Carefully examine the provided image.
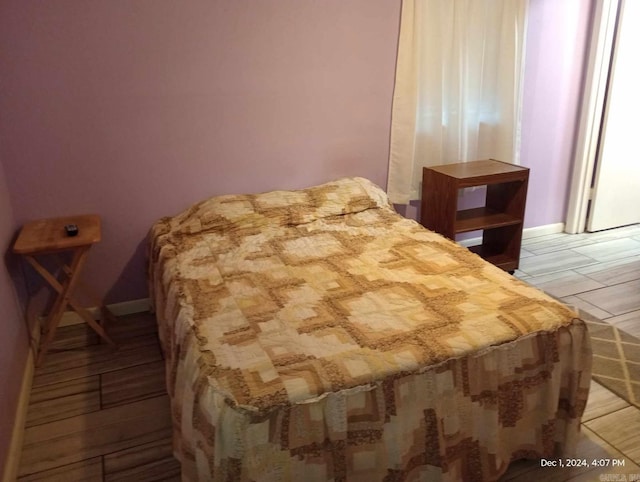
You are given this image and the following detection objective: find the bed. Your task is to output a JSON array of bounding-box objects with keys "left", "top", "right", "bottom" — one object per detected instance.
[{"left": 148, "top": 177, "right": 592, "bottom": 481}]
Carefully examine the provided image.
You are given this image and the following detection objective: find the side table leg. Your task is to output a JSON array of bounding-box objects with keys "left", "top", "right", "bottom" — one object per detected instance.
[
  {"left": 35, "top": 247, "right": 91, "bottom": 366},
  {"left": 36, "top": 291, "right": 69, "bottom": 366},
  {"left": 67, "top": 299, "right": 116, "bottom": 346},
  {"left": 60, "top": 256, "right": 118, "bottom": 330}
]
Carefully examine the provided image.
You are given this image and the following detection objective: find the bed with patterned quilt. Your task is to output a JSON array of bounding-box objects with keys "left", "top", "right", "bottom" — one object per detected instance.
[{"left": 148, "top": 177, "right": 592, "bottom": 481}]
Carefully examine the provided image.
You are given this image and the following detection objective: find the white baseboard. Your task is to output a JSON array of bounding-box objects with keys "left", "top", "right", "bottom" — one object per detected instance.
[
  {"left": 457, "top": 222, "right": 566, "bottom": 248},
  {"left": 59, "top": 298, "right": 151, "bottom": 327},
  {"left": 2, "top": 321, "right": 39, "bottom": 482},
  {"left": 521, "top": 222, "right": 566, "bottom": 239}
]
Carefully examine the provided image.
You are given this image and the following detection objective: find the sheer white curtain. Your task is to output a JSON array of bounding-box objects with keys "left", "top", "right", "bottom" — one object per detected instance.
[{"left": 387, "top": 0, "right": 528, "bottom": 204}]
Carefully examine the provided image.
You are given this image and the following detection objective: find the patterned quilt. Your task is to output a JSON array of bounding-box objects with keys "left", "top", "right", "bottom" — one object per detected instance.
[{"left": 148, "top": 177, "right": 592, "bottom": 481}]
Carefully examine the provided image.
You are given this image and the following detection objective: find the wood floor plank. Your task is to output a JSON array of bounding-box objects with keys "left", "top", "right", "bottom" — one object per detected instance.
[
  {"left": 19, "top": 395, "right": 172, "bottom": 477},
  {"left": 606, "top": 310, "right": 640, "bottom": 339},
  {"left": 105, "top": 458, "right": 181, "bottom": 482},
  {"left": 561, "top": 295, "right": 615, "bottom": 320},
  {"left": 577, "top": 279, "right": 640, "bottom": 317},
  {"left": 512, "top": 269, "right": 530, "bottom": 280},
  {"left": 522, "top": 231, "right": 606, "bottom": 255},
  {"left": 43, "top": 312, "right": 156, "bottom": 352},
  {"left": 523, "top": 226, "right": 640, "bottom": 255},
  {"left": 49, "top": 323, "right": 100, "bottom": 350},
  {"left": 525, "top": 270, "right": 606, "bottom": 298},
  {"left": 576, "top": 255, "right": 640, "bottom": 286},
  {"left": 26, "top": 376, "right": 100, "bottom": 427},
  {"left": 520, "top": 233, "right": 568, "bottom": 251},
  {"left": 517, "top": 250, "right": 599, "bottom": 277},
  {"left": 583, "top": 380, "right": 630, "bottom": 422},
  {"left": 585, "top": 405, "right": 640, "bottom": 464},
  {"left": 573, "top": 238, "right": 640, "bottom": 263},
  {"left": 17, "top": 457, "right": 103, "bottom": 481},
  {"left": 32, "top": 333, "right": 162, "bottom": 388},
  {"left": 101, "top": 360, "right": 166, "bottom": 409},
  {"left": 104, "top": 438, "right": 180, "bottom": 481},
  {"left": 519, "top": 248, "right": 534, "bottom": 259}
]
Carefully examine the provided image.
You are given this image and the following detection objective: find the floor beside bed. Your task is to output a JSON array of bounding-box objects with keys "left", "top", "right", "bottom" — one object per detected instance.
[
  {"left": 17, "top": 313, "right": 180, "bottom": 481},
  {"left": 16, "top": 225, "right": 640, "bottom": 481}
]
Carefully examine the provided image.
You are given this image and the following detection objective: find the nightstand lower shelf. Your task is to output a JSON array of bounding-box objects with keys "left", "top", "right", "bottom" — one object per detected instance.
[{"left": 467, "top": 245, "right": 518, "bottom": 272}]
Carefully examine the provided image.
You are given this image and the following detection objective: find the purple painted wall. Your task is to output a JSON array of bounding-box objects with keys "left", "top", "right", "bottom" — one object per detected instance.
[
  {"left": 0, "top": 0, "right": 596, "bottom": 469},
  {"left": 0, "top": 157, "right": 27, "bottom": 475},
  {"left": 0, "top": 0, "right": 594, "bottom": 305},
  {"left": 520, "top": 0, "right": 594, "bottom": 228},
  {"left": 0, "top": 0, "right": 401, "bottom": 303}
]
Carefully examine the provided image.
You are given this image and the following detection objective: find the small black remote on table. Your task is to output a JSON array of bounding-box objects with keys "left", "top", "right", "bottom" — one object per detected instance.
[{"left": 64, "top": 224, "right": 79, "bottom": 237}]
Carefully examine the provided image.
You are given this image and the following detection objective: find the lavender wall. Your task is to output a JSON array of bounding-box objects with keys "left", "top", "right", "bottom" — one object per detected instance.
[
  {"left": 0, "top": 157, "right": 27, "bottom": 475},
  {"left": 0, "top": 0, "right": 593, "bottom": 306},
  {"left": 520, "top": 0, "right": 594, "bottom": 228},
  {"left": 0, "top": 0, "right": 596, "bottom": 470},
  {"left": 0, "top": 0, "right": 401, "bottom": 303}
]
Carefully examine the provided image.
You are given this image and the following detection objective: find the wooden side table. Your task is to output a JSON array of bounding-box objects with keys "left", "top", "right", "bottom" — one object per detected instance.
[
  {"left": 13, "top": 214, "right": 116, "bottom": 365},
  {"left": 420, "top": 159, "right": 529, "bottom": 272}
]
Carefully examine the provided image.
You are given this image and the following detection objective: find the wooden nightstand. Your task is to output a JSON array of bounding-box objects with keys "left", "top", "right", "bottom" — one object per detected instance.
[
  {"left": 13, "top": 214, "right": 116, "bottom": 365},
  {"left": 420, "top": 159, "right": 529, "bottom": 272}
]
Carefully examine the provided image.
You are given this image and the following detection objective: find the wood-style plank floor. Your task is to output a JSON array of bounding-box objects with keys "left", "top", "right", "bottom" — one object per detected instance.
[
  {"left": 17, "top": 313, "right": 180, "bottom": 481},
  {"left": 16, "top": 224, "right": 640, "bottom": 481}
]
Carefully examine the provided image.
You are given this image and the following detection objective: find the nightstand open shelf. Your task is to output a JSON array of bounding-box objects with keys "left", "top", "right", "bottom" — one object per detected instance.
[
  {"left": 420, "top": 159, "right": 529, "bottom": 272},
  {"left": 455, "top": 207, "right": 522, "bottom": 233},
  {"left": 467, "top": 245, "right": 514, "bottom": 267}
]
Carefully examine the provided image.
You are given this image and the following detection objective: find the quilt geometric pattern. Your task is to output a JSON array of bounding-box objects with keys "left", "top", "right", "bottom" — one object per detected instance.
[
  {"left": 150, "top": 177, "right": 579, "bottom": 411},
  {"left": 148, "top": 177, "right": 592, "bottom": 481}
]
